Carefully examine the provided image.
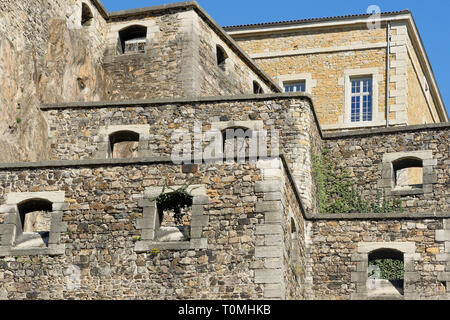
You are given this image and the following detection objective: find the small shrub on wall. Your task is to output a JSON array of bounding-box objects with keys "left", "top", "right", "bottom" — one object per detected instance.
[{"left": 312, "top": 149, "right": 403, "bottom": 214}]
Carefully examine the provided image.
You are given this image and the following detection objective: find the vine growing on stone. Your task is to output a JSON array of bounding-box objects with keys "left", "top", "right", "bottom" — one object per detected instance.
[
  {"left": 369, "top": 259, "right": 404, "bottom": 280},
  {"left": 152, "top": 181, "right": 197, "bottom": 225},
  {"left": 312, "top": 149, "right": 403, "bottom": 214}
]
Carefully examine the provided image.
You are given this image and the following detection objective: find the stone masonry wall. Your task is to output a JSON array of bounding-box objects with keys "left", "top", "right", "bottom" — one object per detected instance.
[
  {"left": 102, "top": 8, "right": 274, "bottom": 100},
  {"left": 323, "top": 125, "right": 450, "bottom": 213},
  {"left": 42, "top": 95, "right": 318, "bottom": 215},
  {"left": 0, "top": 161, "right": 270, "bottom": 299},
  {"left": 307, "top": 217, "right": 448, "bottom": 300},
  {"left": 195, "top": 14, "right": 271, "bottom": 96},
  {"left": 103, "top": 10, "right": 186, "bottom": 100}
]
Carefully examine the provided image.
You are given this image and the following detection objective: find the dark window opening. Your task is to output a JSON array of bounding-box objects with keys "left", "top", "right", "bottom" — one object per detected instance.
[
  {"left": 156, "top": 191, "right": 193, "bottom": 242},
  {"left": 253, "top": 81, "right": 264, "bottom": 94},
  {"left": 109, "top": 130, "right": 140, "bottom": 159},
  {"left": 393, "top": 157, "right": 423, "bottom": 190},
  {"left": 118, "top": 25, "right": 147, "bottom": 54},
  {"left": 81, "top": 3, "right": 93, "bottom": 27},
  {"left": 221, "top": 127, "right": 253, "bottom": 158},
  {"left": 16, "top": 199, "right": 53, "bottom": 247},
  {"left": 368, "top": 248, "right": 404, "bottom": 297},
  {"left": 216, "top": 45, "right": 228, "bottom": 71}
]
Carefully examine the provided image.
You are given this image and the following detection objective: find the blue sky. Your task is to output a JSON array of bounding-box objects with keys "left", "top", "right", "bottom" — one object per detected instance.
[{"left": 102, "top": 0, "right": 450, "bottom": 117}]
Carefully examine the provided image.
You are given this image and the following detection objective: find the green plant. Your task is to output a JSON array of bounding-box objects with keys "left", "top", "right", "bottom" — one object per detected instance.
[
  {"left": 369, "top": 259, "right": 404, "bottom": 280},
  {"left": 150, "top": 248, "right": 160, "bottom": 257},
  {"left": 132, "top": 235, "right": 141, "bottom": 243},
  {"left": 152, "top": 181, "right": 197, "bottom": 225},
  {"left": 16, "top": 117, "right": 21, "bottom": 124},
  {"left": 312, "top": 148, "right": 403, "bottom": 214},
  {"left": 182, "top": 225, "right": 191, "bottom": 241}
]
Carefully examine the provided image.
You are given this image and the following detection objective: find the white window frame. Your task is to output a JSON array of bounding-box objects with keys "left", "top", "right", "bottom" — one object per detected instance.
[
  {"left": 340, "top": 68, "right": 384, "bottom": 129},
  {"left": 284, "top": 81, "right": 306, "bottom": 93},
  {"left": 278, "top": 73, "right": 316, "bottom": 95},
  {"left": 350, "top": 77, "right": 373, "bottom": 123}
]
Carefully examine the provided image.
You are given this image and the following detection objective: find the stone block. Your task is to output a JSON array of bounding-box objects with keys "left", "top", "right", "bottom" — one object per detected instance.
[
  {"left": 255, "top": 224, "right": 283, "bottom": 235},
  {"left": 255, "top": 246, "right": 282, "bottom": 258},
  {"left": 264, "top": 284, "right": 283, "bottom": 298},
  {"left": 191, "top": 204, "right": 204, "bottom": 216},
  {"left": 436, "top": 230, "right": 450, "bottom": 242},
  {"left": 255, "top": 181, "right": 281, "bottom": 193},
  {"left": 264, "top": 192, "right": 283, "bottom": 201},
  {"left": 190, "top": 238, "right": 208, "bottom": 249},
  {"left": 50, "top": 222, "right": 67, "bottom": 233},
  {"left": 190, "top": 226, "right": 203, "bottom": 239},
  {"left": 264, "top": 211, "right": 282, "bottom": 224},
  {"left": 192, "top": 196, "right": 210, "bottom": 205},
  {"left": 404, "top": 272, "right": 420, "bottom": 282},
  {"left": 254, "top": 269, "right": 282, "bottom": 284},
  {"left": 437, "top": 273, "right": 450, "bottom": 282},
  {"left": 141, "top": 229, "right": 156, "bottom": 241},
  {"left": 52, "top": 202, "right": 69, "bottom": 211},
  {"left": 190, "top": 215, "right": 209, "bottom": 227},
  {"left": 351, "top": 272, "right": 366, "bottom": 283},
  {"left": 265, "top": 234, "right": 283, "bottom": 246},
  {"left": 264, "top": 258, "right": 282, "bottom": 269},
  {"left": 255, "top": 201, "right": 282, "bottom": 213}
]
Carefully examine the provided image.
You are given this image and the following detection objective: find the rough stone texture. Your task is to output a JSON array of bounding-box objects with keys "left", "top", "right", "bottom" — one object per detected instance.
[
  {"left": 0, "top": 0, "right": 107, "bottom": 163},
  {"left": 323, "top": 127, "right": 449, "bottom": 213},
  {"left": 307, "top": 219, "right": 447, "bottom": 300},
  {"left": 0, "top": 162, "right": 269, "bottom": 299},
  {"left": 102, "top": 8, "right": 274, "bottom": 101},
  {"left": 42, "top": 97, "right": 319, "bottom": 215}
]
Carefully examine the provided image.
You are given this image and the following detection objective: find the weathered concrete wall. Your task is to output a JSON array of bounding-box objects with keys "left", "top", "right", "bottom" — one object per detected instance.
[
  {"left": 0, "top": 0, "right": 107, "bottom": 162},
  {"left": 323, "top": 125, "right": 450, "bottom": 213}
]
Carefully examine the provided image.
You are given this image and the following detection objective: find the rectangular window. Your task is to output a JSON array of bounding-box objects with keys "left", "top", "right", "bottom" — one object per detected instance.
[
  {"left": 350, "top": 77, "right": 373, "bottom": 122},
  {"left": 284, "top": 81, "right": 306, "bottom": 93}
]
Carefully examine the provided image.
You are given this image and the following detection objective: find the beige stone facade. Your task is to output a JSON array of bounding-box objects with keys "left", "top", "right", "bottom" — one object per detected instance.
[{"left": 226, "top": 13, "right": 448, "bottom": 130}]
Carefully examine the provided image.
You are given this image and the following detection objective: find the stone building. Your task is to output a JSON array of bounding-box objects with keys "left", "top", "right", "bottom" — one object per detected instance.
[{"left": 0, "top": 0, "right": 448, "bottom": 300}]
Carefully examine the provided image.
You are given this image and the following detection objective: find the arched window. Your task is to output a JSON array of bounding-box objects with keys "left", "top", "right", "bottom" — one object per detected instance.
[
  {"left": 368, "top": 248, "right": 404, "bottom": 297},
  {"left": 253, "top": 81, "right": 264, "bottom": 94},
  {"left": 221, "top": 126, "right": 253, "bottom": 160},
  {"left": 118, "top": 25, "right": 147, "bottom": 54},
  {"left": 392, "top": 157, "right": 423, "bottom": 190},
  {"left": 17, "top": 199, "right": 52, "bottom": 233},
  {"left": 216, "top": 45, "right": 228, "bottom": 71},
  {"left": 81, "top": 3, "right": 93, "bottom": 27},
  {"left": 109, "top": 130, "right": 140, "bottom": 159}
]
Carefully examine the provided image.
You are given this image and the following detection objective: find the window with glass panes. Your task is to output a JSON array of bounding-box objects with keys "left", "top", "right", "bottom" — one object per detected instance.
[
  {"left": 284, "top": 81, "right": 306, "bottom": 93},
  {"left": 350, "top": 77, "right": 373, "bottom": 122}
]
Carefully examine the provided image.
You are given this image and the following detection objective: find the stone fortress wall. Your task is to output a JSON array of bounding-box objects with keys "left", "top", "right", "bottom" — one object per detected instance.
[
  {"left": 102, "top": 4, "right": 277, "bottom": 100},
  {"left": 0, "top": 0, "right": 448, "bottom": 300}
]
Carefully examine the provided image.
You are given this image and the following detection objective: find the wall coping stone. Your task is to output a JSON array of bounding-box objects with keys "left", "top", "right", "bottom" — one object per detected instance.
[
  {"left": 40, "top": 92, "right": 312, "bottom": 110},
  {"left": 323, "top": 122, "right": 450, "bottom": 139},
  {"left": 0, "top": 154, "right": 448, "bottom": 220}
]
